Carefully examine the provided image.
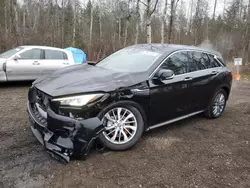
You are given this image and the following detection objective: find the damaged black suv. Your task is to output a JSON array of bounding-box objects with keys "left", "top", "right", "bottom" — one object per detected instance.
[{"left": 28, "top": 44, "right": 232, "bottom": 161}]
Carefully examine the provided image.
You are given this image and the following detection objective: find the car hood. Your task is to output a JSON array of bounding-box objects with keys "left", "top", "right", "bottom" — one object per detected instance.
[{"left": 33, "top": 64, "right": 149, "bottom": 97}]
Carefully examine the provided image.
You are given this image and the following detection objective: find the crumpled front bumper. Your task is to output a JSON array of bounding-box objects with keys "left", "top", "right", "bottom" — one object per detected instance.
[{"left": 27, "top": 102, "right": 104, "bottom": 163}]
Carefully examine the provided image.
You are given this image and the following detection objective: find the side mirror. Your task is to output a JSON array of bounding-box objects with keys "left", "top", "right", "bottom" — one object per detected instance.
[
  {"left": 13, "top": 54, "right": 21, "bottom": 61},
  {"left": 155, "top": 69, "right": 175, "bottom": 80}
]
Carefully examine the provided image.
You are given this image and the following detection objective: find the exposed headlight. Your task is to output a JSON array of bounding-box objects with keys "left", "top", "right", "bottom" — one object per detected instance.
[{"left": 52, "top": 94, "right": 104, "bottom": 107}]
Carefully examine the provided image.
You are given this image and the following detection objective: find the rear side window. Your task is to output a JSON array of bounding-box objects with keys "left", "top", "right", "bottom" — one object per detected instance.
[
  {"left": 216, "top": 57, "right": 226, "bottom": 66},
  {"left": 45, "top": 50, "right": 67, "bottom": 60},
  {"left": 188, "top": 52, "right": 222, "bottom": 72},
  {"left": 208, "top": 54, "right": 222, "bottom": 67},
  {"left": 19, "top": 49, "right": 42, "bottom": 60},
  {"left": 63, "top": 53, "right": 68, "bottom": 60},
  {"left": 160, "top": 51, "right": 189, "bottom": 75}
]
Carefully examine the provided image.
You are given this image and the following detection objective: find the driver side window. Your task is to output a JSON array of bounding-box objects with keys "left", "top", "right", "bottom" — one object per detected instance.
[
  {"left": 160, "top": 51, "right": 189, "bottom": 75},
  {"left": 19, "top": 49, "right": 42, "bottom": 60}
]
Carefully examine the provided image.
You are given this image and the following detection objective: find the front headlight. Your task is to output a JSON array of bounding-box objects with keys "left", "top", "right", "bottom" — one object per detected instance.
[{"left": 52, "top": 94, "right": 104, "bottom": 107}]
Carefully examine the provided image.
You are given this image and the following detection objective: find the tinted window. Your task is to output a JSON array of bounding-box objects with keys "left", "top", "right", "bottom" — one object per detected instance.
[
  {"left": 63, "top": 53, "right": 68, "bottom": 60},
  {"left": 208, "top": 54, "right": 222, "bottom": 67},
  {"left": 188, "top": 52, "right": 209, "bottom": 71},
  {"left": 188, "top": 52, "right": 222, "bottom": 71},
  {"left": 216, "top": 57, "right": 226, "bottom": 66},
  {"left": 19, "top": 49, "right": 42, "bottom": 59},
  {"left": 45, "top": 50, "right": 67, "bottom": 60},
  {"left": 160, "top": 51, "right": 188, "bottom": 75}
]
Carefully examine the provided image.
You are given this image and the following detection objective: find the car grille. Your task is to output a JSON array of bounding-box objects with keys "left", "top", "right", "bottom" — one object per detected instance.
[
  {"left": 30, "top": 104, "right": 48, "bottom": 126},
  {"left": 36, "top": 89, "right": 50, "bottom": 112},
  {"left": 28, "top": 87, "right": 51, "bottom": 126}
]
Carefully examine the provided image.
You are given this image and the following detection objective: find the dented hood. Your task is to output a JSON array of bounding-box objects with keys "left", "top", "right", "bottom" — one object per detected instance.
[{"left": 33, "top": 64, "right": 149, "bottom": 97}]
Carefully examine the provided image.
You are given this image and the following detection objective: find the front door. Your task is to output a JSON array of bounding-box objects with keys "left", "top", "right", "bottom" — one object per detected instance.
[
  {"left": 149, "top": 51, "right": 193, "bottom": 126},
  {"left": 6, "top": 48, "right": 43, "bottom": 81}
]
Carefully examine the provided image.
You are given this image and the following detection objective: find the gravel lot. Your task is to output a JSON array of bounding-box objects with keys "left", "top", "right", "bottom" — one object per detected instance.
[{"left": 0, "top": 81, "right": 250, "bottom": 188}]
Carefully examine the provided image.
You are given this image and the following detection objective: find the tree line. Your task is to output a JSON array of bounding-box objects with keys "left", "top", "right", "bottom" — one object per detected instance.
[{"left": 0, "top": 0, "right": 250, "bottom": 66}]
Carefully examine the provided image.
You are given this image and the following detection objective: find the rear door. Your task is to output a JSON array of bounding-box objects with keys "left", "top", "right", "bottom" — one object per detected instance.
[
  {"left": 205, "top": 53, "right": 225, "bottom": 103},
  {"left": 40, "top": 49, "right": 71, "bottom": 76},
  {"left": 6, "top": 48, "right": 43, "bottom": 81},
  {"left": 186, "top": 51, "right": 223, "bottom": 112}
]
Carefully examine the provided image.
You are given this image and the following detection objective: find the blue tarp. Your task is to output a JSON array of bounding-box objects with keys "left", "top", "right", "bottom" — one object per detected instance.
[{"left": 65, "top": 47, "right": 87, "bottom": 64}]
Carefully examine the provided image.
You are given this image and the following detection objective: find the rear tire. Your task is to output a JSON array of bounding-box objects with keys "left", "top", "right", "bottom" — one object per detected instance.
[
  {"left": 204, "top": 89, "right": 227, "bottom": 119},
  {"left": 98, "top": 102, "right": 144, "bottom": 151}
]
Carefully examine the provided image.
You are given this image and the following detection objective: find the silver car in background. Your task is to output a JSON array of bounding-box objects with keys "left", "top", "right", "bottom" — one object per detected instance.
[{"left": 0, "top": 46, "right": 75, "bottom": 82}]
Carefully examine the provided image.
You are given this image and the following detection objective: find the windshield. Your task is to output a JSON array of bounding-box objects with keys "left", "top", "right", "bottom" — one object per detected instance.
[
  {"left": 96, "top": 48, "right": 162, "bottom": 72},
  {"left": 0, "top": 47, "right": 24, "bottom": 58}
]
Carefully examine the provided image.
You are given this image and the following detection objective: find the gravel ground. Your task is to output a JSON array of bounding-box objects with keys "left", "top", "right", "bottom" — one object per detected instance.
[{"left": 0, "top": 81, "right": 250, "bottom": 188}]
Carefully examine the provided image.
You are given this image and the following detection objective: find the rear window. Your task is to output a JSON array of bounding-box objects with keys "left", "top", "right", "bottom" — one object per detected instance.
[{"left": 45, "top": 50, "right": 67, "bottom": 60}]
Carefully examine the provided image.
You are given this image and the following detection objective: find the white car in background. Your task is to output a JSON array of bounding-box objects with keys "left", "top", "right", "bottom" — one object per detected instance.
[{"left": 0, "top": 46, "right": 75, "bottom": 82}]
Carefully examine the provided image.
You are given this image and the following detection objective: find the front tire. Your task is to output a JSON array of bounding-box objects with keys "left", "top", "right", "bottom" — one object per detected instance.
[
  {"left": 204, "top": 89, "right": 227, "bottom": 119},
  {"left": 98, "top": 103, "right": 144, "bottom": 151}
]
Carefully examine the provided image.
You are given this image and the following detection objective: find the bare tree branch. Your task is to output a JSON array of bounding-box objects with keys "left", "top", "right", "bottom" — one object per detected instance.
[
  {"left": 139, "top": 0, "right": 148, "bottom": 7},
  {"left": 0, "top": 0, "right": 249, "bottom": 64},
  {"left": 174, "top": 0, "right": 180, "bottom": 10},
  {"left": 150, "top": 0, "right": 159, "bottom": 16}
]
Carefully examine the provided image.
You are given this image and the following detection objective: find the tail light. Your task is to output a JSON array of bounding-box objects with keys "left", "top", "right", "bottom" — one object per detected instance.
[{"left": 228, "top": 70, "right": 232, "bottom": 77}]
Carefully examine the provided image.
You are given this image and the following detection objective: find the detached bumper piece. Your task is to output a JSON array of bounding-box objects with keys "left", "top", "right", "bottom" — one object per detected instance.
[{"left": 28, "top": 102, "right": 104, "bottom": 163}]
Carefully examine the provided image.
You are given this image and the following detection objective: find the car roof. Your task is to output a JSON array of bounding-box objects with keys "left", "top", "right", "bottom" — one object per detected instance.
[
  {"left": 19, "top": 45, "right": 65, "bottom": 51},
  {"left": 125, "top": 43, "right": 222, "bottom": 57}
]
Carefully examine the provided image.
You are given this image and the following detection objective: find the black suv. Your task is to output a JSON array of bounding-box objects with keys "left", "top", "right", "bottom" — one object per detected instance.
[{"left": 28, "top": 44, "right": 232, "bottom": 161}]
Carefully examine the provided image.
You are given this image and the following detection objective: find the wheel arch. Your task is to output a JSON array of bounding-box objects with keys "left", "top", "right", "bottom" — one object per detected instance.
[
  {"left": 206, "top": 84, "right": 231, "bottom": 110},
  {"left": 219, "top": 84, "right": 231, "bottom": 100},
  {"left": 97, "top": 100, "right": 148, "bottom": 131}
]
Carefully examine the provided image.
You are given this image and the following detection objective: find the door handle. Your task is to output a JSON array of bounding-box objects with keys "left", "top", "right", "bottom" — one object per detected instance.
[
  {"left": 183, "top": 77, "right": 193, "bottom": 81},
  {"left": 33, "top": 61, "right": 40, "bottom": 65},
  {"left": 211, "top": 71, "right": 218, "bottom": 75},
  {"left": 63, "top": 62, "right": 69, "bottom": 65}
]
